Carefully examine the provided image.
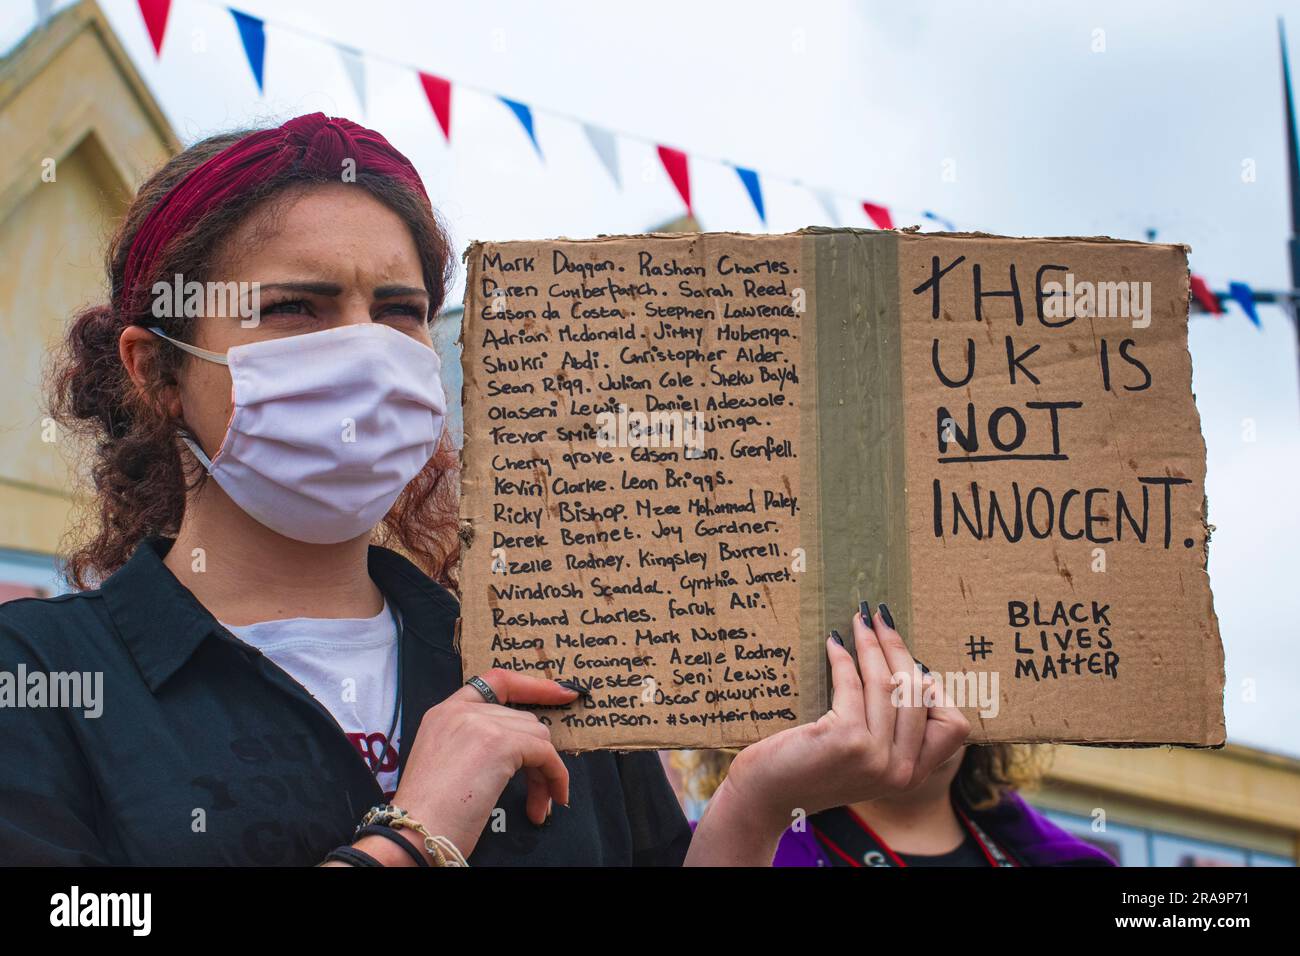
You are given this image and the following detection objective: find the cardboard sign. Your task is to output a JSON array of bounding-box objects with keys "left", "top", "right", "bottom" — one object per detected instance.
[{"left": 457, "top": 229, "right": 1225, "bottom": 752}]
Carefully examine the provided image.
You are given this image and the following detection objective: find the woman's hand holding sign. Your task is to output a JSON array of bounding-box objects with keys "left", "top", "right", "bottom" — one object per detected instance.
[
  {"left": 686, "top": 604, "right": 971, "bottom": 866},
  {"left": 352, "top": 670, "right": 578, "bottom": 866}
]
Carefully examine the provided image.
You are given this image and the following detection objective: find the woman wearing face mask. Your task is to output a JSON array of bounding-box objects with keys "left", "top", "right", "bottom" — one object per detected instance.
[{"left": 0, "top": 113, "right": 970, "bottom": 866}]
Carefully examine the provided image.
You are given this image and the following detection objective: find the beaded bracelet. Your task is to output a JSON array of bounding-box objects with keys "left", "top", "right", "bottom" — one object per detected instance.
[{"left": 355, "top": 804, "right": 469, "bottom": 867}]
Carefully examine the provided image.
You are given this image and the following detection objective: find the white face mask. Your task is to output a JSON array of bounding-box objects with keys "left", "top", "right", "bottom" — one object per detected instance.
[{"left": 149, "top": 322, "right": 447, "bottom": 545}]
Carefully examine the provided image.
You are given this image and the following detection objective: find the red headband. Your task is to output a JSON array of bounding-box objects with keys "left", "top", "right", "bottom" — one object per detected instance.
[{"left": 117, "top": 112, "right": 430, "bottom": 313}]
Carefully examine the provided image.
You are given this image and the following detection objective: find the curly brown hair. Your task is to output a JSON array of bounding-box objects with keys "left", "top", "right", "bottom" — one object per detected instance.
[
  {"left": 48, "top": 128, "right": 461, "bottom": 590},
  {"left": 672, "top": 743, "right": 1050, "bottom": 812}
]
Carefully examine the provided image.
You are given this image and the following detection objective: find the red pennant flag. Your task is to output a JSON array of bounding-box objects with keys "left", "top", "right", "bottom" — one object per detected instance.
[
  {"left": 1189, "top": 274, "right": 1223, "bottom": 315},
  {"left": 657, "top": 146, "right": 691, "bottom": 214},
  {"left": 418, "top": 72, "right": 452, "bottom": 142},
  {"left": 137, "top": 0, "right": 171, "bottom": 57},
  {"left": 862, "top": 201, "right": 893, "bottom": 230}
]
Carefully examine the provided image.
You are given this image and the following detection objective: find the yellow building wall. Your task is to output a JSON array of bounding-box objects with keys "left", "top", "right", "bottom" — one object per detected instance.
[
  {"left": 1031, "top": 743, "right": 1300, "bottom": 863},
  {"left": 0, "top": 1, "right": 177, "bottom": 559}
]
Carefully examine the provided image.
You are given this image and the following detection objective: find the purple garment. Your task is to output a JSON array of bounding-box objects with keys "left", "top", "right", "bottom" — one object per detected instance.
[
  {"left": 688, "top": 791, "right": 1116, "bottom": 867},
  {"left": 771, "top": 792, "right": 1116, "bottom": 867}
]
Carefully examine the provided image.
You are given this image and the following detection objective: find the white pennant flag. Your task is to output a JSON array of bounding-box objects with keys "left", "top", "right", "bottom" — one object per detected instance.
[
  {"left": 582, "top": 123, "right": 621, "bottom": 189},
  {"left": 813, "top": 188, "right": 840, "bottom": 226},
  {"left": 337, "top": 45, "right": 366, "bottom": 114}
]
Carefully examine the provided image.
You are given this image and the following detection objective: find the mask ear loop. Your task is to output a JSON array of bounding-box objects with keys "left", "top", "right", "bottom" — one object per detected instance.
[
  {"left": 146, "top": 326, "right": 227, "bottom": 471},
  {"left": 147, "top": 326, "right": 231, "bottom": 365}
]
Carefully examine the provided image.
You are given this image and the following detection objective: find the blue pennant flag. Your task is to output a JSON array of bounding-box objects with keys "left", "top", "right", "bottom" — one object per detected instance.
[
  {"left": 735, "top": 166, "right": 765, "bottom": 224},
  {"left": 923, "top": 210, "right": 955, "bottom": 231},
  {"left": 1227, "top": 281, "right": 1262, "bottom": 328},
  {"left": 231, "top": 9, "right": 266, "bottom": 93},
  {"left": 499, "top": 97, "right": 541, "bottom": 158}
]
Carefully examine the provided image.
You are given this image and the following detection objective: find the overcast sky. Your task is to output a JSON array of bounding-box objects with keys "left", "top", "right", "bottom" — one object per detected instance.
[{"left": 9, "top": 0, "right": 1299, "bottom": 756}]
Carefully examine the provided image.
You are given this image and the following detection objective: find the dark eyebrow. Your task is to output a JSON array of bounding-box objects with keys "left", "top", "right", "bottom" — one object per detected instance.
[
  {"left": 374, "top": 284, "right": 429, "bottom": 300},
  {"left": 248, "top": 282, "right": 429, "bottom": 307},
  {"left": 259, "top": 281, "right": 344, "bottom": 296}
]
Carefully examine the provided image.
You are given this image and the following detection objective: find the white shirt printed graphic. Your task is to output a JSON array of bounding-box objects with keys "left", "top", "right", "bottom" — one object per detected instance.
[{"left": 221, "top": 599, "right": 402, "bottom": 798}]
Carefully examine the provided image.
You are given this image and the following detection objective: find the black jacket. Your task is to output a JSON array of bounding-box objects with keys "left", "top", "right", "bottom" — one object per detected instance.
[{"left": 0, "top": 536, "right": 691, "bottom": 866}]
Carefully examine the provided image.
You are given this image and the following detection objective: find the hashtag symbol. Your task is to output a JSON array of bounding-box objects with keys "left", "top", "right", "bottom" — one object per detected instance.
[{"left": 965, "top": 635, "right": 993, "bottom": 661}]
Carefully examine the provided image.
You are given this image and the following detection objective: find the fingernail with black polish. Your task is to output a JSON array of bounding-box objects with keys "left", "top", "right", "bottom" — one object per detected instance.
[
  {"left": 830, "top": 629, "right": 845, "bottom": 647},
  {"left": 535, "top": 800, "right": 554, "bottom": 828},
  {"left": 556, "top": 679, "right": 592, "bottom": 700},
  {"left": 912, "top": 656, "right": 930, "bottom": 675},
  {"left": 858, "top": 601, "right": 873, "bottom": 624},
  {"left": 878, "top": 603, "right": 896, "bottom": 630}
]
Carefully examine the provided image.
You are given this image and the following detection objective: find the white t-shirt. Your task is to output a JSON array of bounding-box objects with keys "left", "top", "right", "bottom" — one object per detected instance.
[{"left": 221, "top": 600, "right": 403, "bottom": 799}]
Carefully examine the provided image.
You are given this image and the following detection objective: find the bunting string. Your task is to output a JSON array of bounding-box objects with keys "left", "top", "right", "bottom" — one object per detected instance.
[
  {"left": 127, "top": 0, "right": 1272, "bottom": 327},
  {"left": 135, "top": 0, "right": 921, "bottom": 232}
]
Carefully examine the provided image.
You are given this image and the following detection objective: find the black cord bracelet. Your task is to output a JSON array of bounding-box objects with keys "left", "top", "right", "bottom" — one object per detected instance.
[
  {"left": 356, "top": 824, "right": 430, "bottom": 867},
  {"left": 324, "top": 845, "right": 383, "bottom": 868}
]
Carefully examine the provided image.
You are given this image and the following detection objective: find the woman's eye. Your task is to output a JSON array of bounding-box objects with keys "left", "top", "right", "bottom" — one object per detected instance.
[
  {"left": 379, "top": 303, "right": 429, "bottom": 323},
  {"left": 261, "top": 298, "right": 312, "bottom": 316}
]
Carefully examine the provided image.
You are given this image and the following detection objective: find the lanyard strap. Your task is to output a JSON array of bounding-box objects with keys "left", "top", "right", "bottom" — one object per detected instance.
[
  {"left": 370, "top": 597, "right": 403, "bottom": 786},
  {"left": 810, "top": 800, "right": 1020, "bottom": 867},
  {"left": 954, "top": 803, "right": 1018, "bottom": 867}
]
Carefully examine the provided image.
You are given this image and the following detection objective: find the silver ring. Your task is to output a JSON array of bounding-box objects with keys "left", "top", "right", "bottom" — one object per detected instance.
[{"left": 465, "top": 675, "right": 499, "bottom": 705}]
